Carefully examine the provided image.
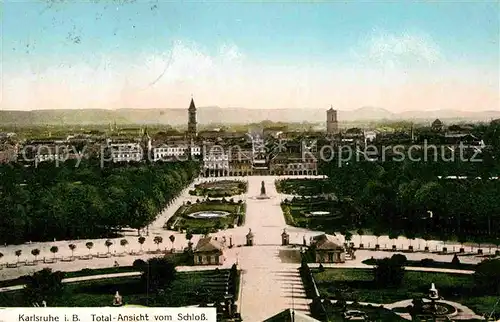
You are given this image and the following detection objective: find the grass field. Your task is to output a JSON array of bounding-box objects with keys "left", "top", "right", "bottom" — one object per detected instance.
[
  {"left": 191, "top": 180, "right": 247, "bottom": 197},
  {"left": 0, "top": 269, "right": 237, "bottom": 307},
  {"left": 165, "top": 201, "right": 245, "bottom": 234}
]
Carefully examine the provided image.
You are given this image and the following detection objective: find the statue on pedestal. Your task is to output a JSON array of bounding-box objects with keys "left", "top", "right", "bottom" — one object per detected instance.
[
  {"left": 428, "top": 283, "right": 439, "bottom": 300},
  {"left": 113, "top": 291, "right": 123, "bottom": 306}
]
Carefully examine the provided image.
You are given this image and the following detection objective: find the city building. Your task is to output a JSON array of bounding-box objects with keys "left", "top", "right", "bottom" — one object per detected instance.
[
  {"left": 153, "top": 143, "right": 201, "bottom": 161},
  {"left": 326, "top": 107, "right": 339, "bottom": 134},
  {"left": 431, "top": 119, "right": 444, "bottom": 132},
  {"left": 109, "top": 142, "right": 143, "bottom": 163},
  {"left": 202, "top": 144, "right": 229, "bottom": 177}
]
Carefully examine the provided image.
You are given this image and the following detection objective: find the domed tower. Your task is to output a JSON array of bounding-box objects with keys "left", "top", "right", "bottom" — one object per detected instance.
[
  {"left": 188, "top": 97, "right": 197, "bottom": 138},
  {"left": 326, "top": 106, "right": 339, "bottom": 134}
]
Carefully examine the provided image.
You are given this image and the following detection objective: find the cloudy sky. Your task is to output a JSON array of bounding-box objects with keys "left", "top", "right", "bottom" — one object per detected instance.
[{"left": 1, "top": 0, "right": 499, "bottom": 111}]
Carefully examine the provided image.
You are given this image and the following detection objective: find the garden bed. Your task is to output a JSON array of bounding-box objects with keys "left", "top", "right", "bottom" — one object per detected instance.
[
  {"left": 165, "top": 200, "right": 245, "bottom": 234},
  {"left": 0, "top": 269, "right": 237, "bottom": 307},
  {"left": 275, "top": 178, "right": 331, "bottom": 195},
  {"left": 190, "top": 180, "right": 247, "bottom": 197},
  {"left": 281, "top": 199, "right": 348, "bottom": 233},
  {"left": 310, "top": 268, "right": 494, "bottom": 316}
]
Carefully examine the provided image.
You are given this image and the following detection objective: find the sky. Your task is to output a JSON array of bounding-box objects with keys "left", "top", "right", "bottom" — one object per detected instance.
[{"left": 0, "top": 0, "right": 499, "bottom": 111}]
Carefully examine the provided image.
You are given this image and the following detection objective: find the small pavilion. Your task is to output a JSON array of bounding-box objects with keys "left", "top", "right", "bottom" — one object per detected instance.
[
  {"left": 310, "top": 234, "right": 346, "bottom": 263},
  {"left": 193, "top": 236, "right": 225, "bottom": 265}
]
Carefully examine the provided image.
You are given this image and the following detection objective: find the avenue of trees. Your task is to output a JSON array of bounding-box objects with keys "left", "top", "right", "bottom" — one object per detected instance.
[
  {"left": 319, "top": 148, "right": 500, "bottom": 243},
  {"left": 0, "top": 160, "right": 200, "bottom": 244}
]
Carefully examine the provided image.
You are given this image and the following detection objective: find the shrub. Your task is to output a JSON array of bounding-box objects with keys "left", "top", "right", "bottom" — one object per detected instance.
[
  {"left": 391, "top": 254, "right": 407, "bottom": 266},
  {"left": 133, "top": 259, "right": 146, "bottom": 269},
  {"left": 420, "top": 258, "right": 435, "bottom": 267}
]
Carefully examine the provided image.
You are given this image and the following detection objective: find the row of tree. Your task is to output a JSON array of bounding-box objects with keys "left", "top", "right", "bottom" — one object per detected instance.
[
  {"left": 0, "top": 160, "right": 200, "bottom": 244},
  {"left": 0, "top": 235, "right": 182, "bottom": 263}
]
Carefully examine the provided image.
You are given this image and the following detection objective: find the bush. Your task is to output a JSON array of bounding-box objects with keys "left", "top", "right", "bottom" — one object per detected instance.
[
  {"left": 133, "top": 259, "right": 146, "bottom": 270},
  {"left": 391, "top": 254, "right": 407, "bottom": 266},
  {"left": 420, "top": 258, "right": 435, "bottom": 267},
  {"left": 374, "top": 257, "right": 405, "bottom": 287}
]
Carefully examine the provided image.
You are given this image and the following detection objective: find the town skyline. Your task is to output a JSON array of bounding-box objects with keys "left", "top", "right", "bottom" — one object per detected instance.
[{"left": 1, "top": 1, "right": 498, "bottom": 112}]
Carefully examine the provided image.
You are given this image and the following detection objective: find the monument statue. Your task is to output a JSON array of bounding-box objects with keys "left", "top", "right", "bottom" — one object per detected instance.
[
  {"left": 428, "top": 283, "right": 439, "bottom": 300},
  {"left": 113, "top": 291, "right": 123, "bottom": 306},
  {"left": 255, "top": 180, "right": 270, "bottom": 199}
]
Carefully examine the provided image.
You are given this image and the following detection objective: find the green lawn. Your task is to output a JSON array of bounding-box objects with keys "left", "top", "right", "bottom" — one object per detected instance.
[
  {"left": 191, "top": 180, "right": 247, "bottom": 197},
  {"left": 276, "top": 178, "right": 330, "bottom": 195},
  {"left": 281, "top": 201, "right": 347, "bottom": 234},
  {"left": 0, "top": 269, "right": 235, "bottom": 307},
  {"left": 324, "top": 303, "right": 407, "bottom": 322},
  {"left": 0, "top": 266, "right": 140, "bottom": 288},
  {"left": 362, "top": 258, "right": 477, "bottom": 271},
  {"left": 313, "top": 268, "right": 496, "bottom": 316},
  {"left": 165, "top": 201, "right": 245, "bottom": 234}
]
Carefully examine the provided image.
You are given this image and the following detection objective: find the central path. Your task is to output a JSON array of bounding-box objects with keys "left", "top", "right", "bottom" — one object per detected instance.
[{"left": 236, "top": 176, "right": 311, "bottom": 321}]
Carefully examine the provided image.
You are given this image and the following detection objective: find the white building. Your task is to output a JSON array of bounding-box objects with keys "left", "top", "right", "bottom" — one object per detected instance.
[
  {"left": 153, "top": 144, "right": 201, "bottom": 161},
  {"left": 110, "top": 143, "right": 143, "bottom": 163},
  {"left": 202, "top": 145, "right": 229, "bottom": 177}
]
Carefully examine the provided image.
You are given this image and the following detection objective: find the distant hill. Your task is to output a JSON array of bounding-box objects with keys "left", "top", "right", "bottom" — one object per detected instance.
[{"left": 0, "top": 107, "right": 498, "bottom": 125}]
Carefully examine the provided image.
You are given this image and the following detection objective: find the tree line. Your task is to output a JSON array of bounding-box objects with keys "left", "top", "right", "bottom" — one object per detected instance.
[
  {"left": 319, "top": 150, "right": 500, "bottom": 243},
  {"left": 0, "top": 160, "right": 200, "bottom": 244}
]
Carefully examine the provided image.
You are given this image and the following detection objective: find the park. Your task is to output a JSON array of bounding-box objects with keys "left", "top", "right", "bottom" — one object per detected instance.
[{"left": 0, "top": 171, "right": 498, "bottom": 321}]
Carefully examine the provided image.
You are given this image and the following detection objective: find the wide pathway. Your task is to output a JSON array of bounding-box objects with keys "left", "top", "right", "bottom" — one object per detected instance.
[{"left": 235, "top": 176, "right": 311, "bottom": 321}]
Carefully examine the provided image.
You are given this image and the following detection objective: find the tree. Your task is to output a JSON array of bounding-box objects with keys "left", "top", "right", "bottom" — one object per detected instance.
[
  {"left": 0, "top": 252, "right": 3, "bottom": 264},
  {"left": 31, "top": 249, "right": 40, "bottom": 262},
  {"left": 138, "top": 236, "right": 146, "bottom": 252},
  {"left": 85, "top": 241, "right": 93, "bottom": 255},
  {"left": 357, "top": 228, "right": 364, "bottom": 245},
  {"left": 389, "top": 231, "right": 399, "bottom": 247},
  {"left": 373, "top": 227, "right": 383, "bottom": 246},
  {"left": 405, "top": 231, "right": 416, "bottom": 247},
  {"left": 68, "top": 244, "right": 76, "bottom": 258},
  {"left": 120, "top": 239, "right": 128, "bottom": 253},
  {"left": 344, "top": 231, "right": 353, "bottom": 244},
  {"left": 154, "top": 236, "right": 163, "bottom": 251},
  {"left": 105, "top": 239, "right": 113, "bottom": 254},
  {"left": 50, "top": 246, "right": 58, "bottom": 259},
  {"left": 133, "top": 259, "right": 146, "bottom": 270},
  {"left": 23, "top": 268, "right": 65, "bottom": 306},
  {"left": 185, "top": 231, "right": 193, "bottom": 242},
  {"left": 15, "top": 250, "right": 22, "bottom": 263},
  {"left": 373, "top": 255, "right": 406, "bottom": 287},
  {"left": 141, "top": 257, "right": 177, "bottom": 294},
  {"left": 474, "top": 259, "right": 500, "bottom": 295},
  {"left": 169, "top": 234, "right": 176, "bottom": 250}
]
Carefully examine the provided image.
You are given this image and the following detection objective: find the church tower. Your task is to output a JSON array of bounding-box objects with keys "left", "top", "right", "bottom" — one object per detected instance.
[
  {"left": 326, "top": 106, "right": 339, "bottom": 134},
  {"left": 188, "top": 97, "right": 197, "bottom": 138}
]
